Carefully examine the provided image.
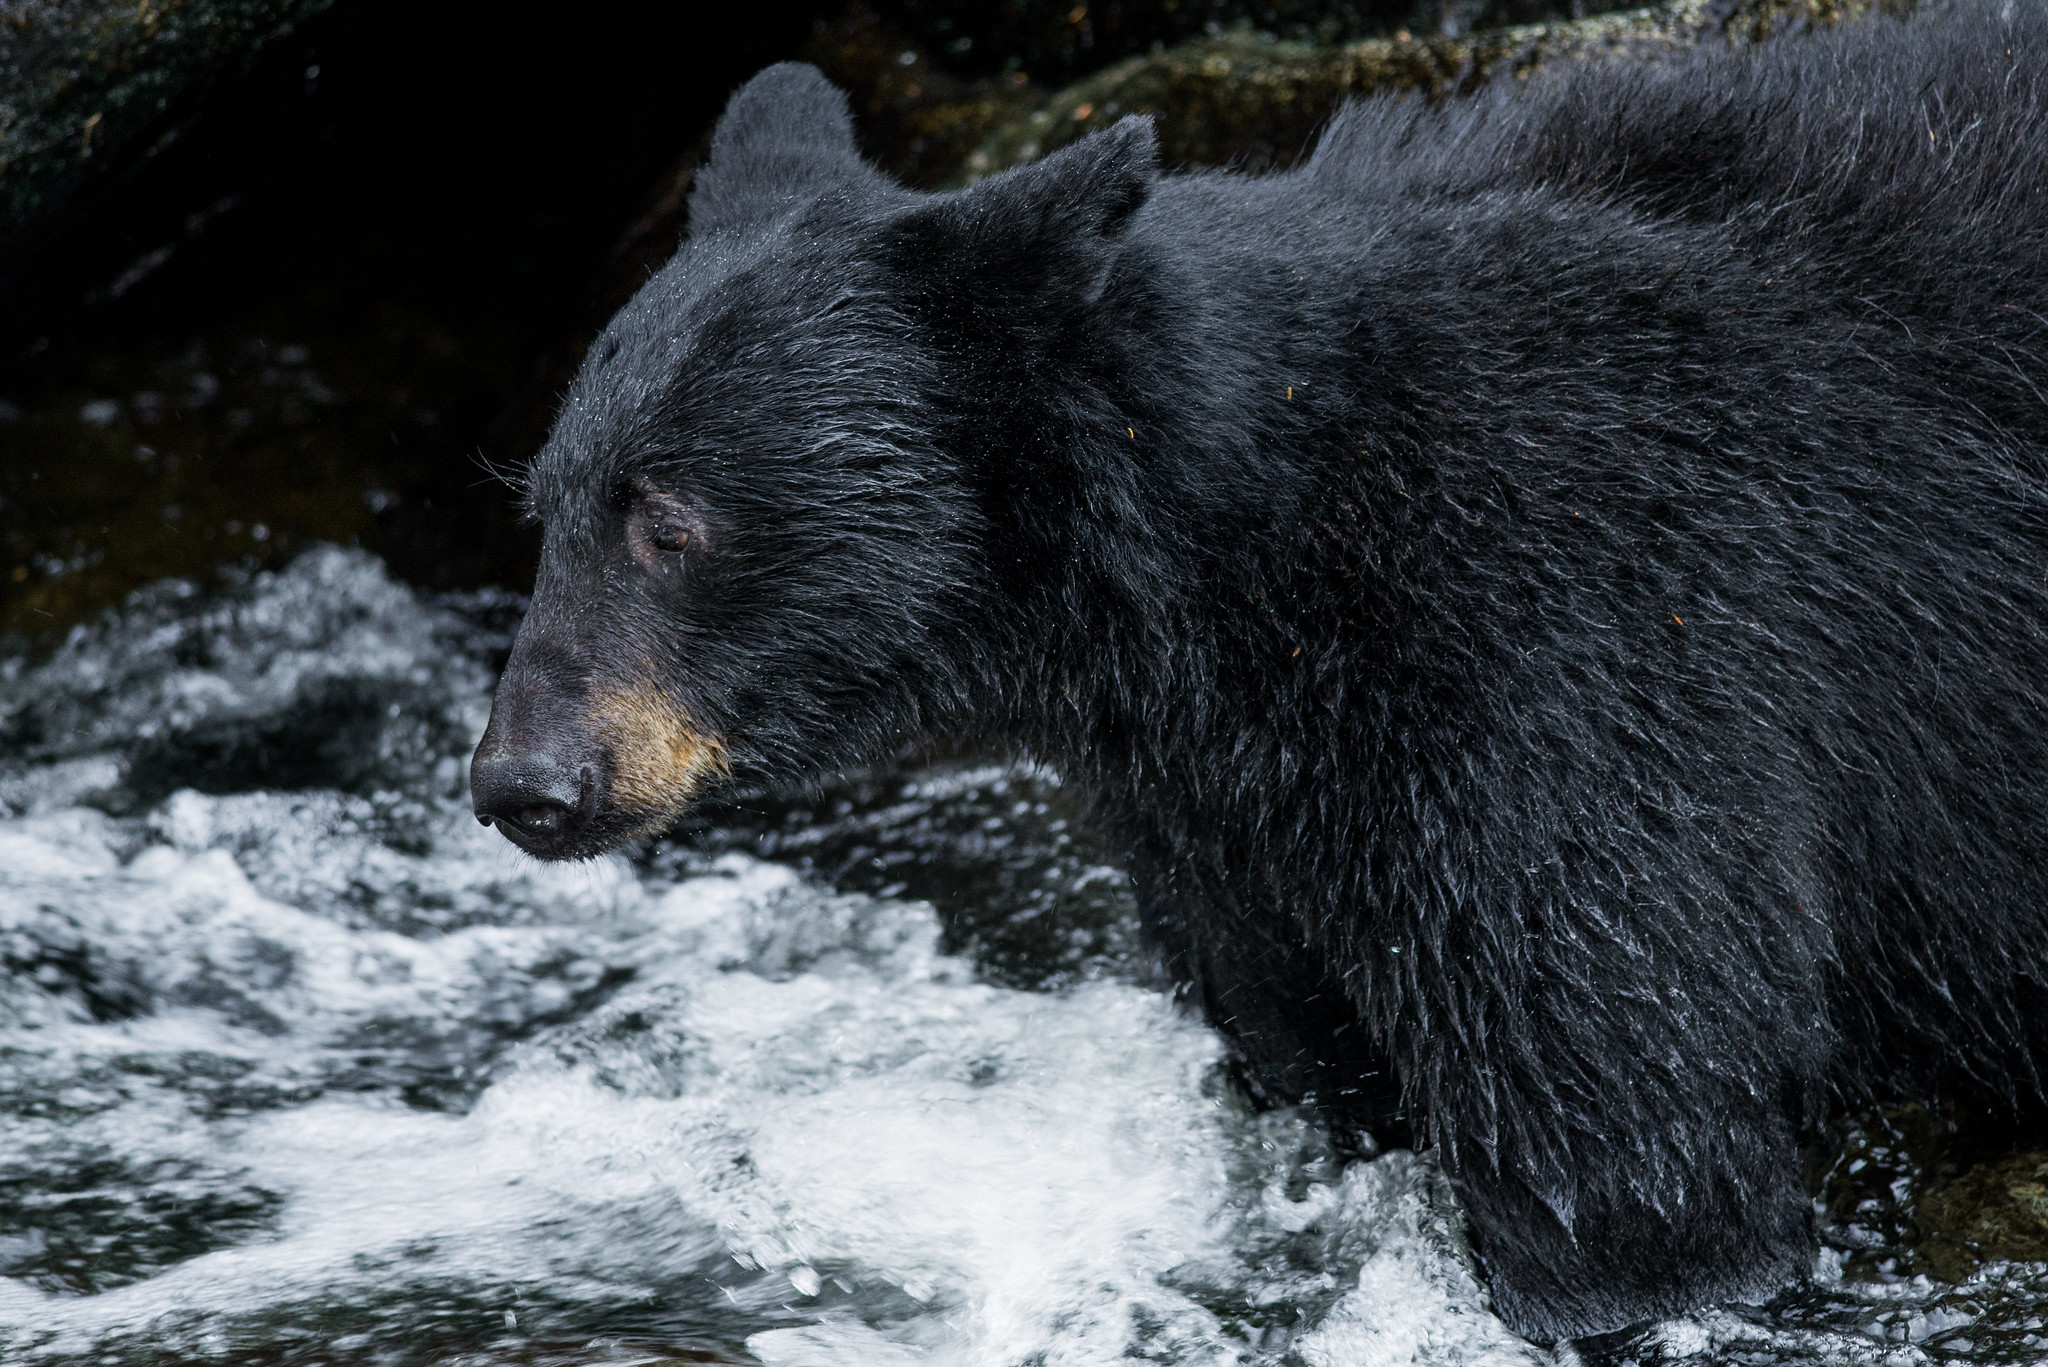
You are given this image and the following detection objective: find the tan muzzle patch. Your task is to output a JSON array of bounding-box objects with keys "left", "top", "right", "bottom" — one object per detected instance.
[{"left": 591, "top": 683, "right": 728, "bottom": 831}]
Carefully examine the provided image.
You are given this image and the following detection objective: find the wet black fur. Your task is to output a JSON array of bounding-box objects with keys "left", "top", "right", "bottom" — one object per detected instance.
[{"left": 512, "top": 0, "right": 2048, "bottom": 1341}]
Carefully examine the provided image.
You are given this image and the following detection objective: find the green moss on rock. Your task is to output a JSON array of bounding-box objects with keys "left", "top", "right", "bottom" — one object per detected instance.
[
  {"left": 1918, "top": 1152, "right": 2048, "bottom": 1281},
  {"left": 958, "top": 0, "right": 1913, "bottom": 180},
  {"left": 868, "top": 0, "right": 1595, "bottom": 87},
  {"left": 1817, "top": 1106, "right": 2048, "bottom": 1284}
]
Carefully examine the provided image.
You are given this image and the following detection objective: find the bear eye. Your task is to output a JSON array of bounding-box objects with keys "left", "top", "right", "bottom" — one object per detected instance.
[{"left": 627, "top": 487, "right": 701, "bottom": 571}]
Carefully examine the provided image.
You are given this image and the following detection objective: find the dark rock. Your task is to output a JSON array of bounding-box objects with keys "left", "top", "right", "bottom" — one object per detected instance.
[
  {"left": 0, "top": 0, "right": 333, "bottom": 248},
  {"left": 0, "top": 319, "right": 536, "bottom": 636},
  {"left": 0, "top": 4, "right": 836, "bottom": 637}
]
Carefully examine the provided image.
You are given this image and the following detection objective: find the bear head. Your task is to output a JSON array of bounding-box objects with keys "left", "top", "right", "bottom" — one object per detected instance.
[{"left": 471, "top": 62, "right": 1159, "bottom": 858}]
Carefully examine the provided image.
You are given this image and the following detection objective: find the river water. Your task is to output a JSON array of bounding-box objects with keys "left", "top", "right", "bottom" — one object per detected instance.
[{"left": 0, "top": 547, "right": 2043, "bottom": 1366}]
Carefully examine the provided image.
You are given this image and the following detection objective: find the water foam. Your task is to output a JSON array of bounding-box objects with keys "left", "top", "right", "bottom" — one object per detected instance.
[{"left": 0, "top": 797, "right": 1535, "bottom": 1365}]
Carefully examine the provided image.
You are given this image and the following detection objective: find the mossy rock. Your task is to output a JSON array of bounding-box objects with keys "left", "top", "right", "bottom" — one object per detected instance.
[
  {"left": 867, "top": 0, "right": 1596, "bottom": 86},
  {"left": 0, "top": 0, "right": 333, "bottom": 240},
  {"left": 1816, "top": 1105, "right": 2048, "bottom": 1283},
  {"left": 957, "top": 0, "right": 1913, "bottom": 180},
  {"left": 1917, "top": 1152, "right": 2048, "bottom": 1281}
]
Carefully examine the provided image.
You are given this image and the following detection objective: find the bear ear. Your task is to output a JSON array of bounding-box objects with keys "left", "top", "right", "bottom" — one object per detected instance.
[
  {"left": 689, "top": 63, "right": 875, "bottom": 237},
  {"left": 891, "top": 115, "right": 1159, "bottom": 309}
]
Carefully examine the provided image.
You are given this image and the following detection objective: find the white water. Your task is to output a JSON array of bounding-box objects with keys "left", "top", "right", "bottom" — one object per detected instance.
[{"left": 0, "top": 549, "right": 2040, "bottom": 1366}]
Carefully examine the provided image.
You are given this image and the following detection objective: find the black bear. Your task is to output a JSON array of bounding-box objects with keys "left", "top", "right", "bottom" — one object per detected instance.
[{"left": 470, "top": 0, "right": 2048, "bottom": 1341}]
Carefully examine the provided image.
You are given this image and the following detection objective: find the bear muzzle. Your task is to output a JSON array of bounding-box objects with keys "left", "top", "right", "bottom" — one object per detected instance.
[
  {"left": 587, "top": 683, "right": 728, "bottom": 830},
  {"left": 471, "top": 677, "right": 726, "bottom": 860}
]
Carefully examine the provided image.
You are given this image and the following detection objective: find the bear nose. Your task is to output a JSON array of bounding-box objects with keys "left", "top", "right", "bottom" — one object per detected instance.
[{"left": 470, "top": 750, "right": 591, "bottom": 853}]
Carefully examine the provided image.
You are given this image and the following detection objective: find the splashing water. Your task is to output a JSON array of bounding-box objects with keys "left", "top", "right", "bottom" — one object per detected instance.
[{"left": 0, "top": 548, "right": 2042, "bottom": 1366}]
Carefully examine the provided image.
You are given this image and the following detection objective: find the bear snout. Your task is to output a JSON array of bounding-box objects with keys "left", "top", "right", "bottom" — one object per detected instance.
[
  {"left": 469, "top": 742, "right": 600, "bottom": 858},
  {"left": 471, "top": 663, "right": 727, "bottom": 859},
  {"left": 471, "top": 653, "right": 611, "bottom": 858}
]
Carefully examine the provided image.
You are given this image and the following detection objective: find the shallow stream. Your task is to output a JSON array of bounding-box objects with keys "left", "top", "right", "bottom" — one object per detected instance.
[{"left": 0, "top": 548, "right": 2044, "bottom": 1366}]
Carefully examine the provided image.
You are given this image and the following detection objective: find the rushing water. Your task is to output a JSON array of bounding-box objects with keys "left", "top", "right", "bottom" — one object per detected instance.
[{"left": 0, "top": 548, "right": 2044, "bottom": 1366}]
